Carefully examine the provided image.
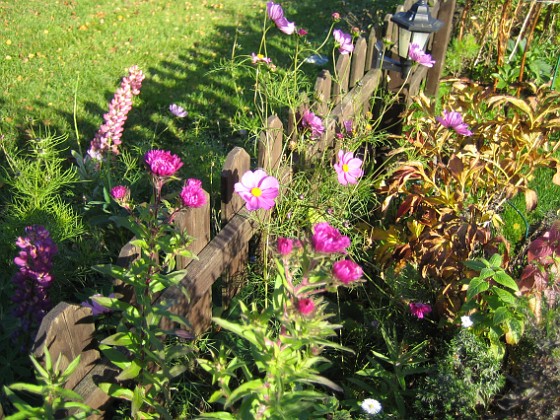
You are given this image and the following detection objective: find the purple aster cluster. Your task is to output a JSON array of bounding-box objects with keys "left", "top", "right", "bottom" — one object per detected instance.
[
  {"left": 88, "top": 65, "right": 145, "bottom": 161},
  {"left": 180, "top": 178, "right": 207, "bottom": 208},
  {"left": 11, "top": 225, "right": 58, "bottom": 331}
]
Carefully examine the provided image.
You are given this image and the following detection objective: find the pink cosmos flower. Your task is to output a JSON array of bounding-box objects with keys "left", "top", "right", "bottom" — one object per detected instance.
[
  {"left": 110, "top": 185, "right": 130, "bottom": 201},
  {"left": 334, "top": 150, "right": 364, "bottom": 185},
  {"left": 312, "top": 222, "right": 351, "bottom": 254},
  {"left": 234, "top": 169, "right": 280, "bottom": 211},
  {"left": 436, "top": 110, "right": 473, "bottom": 136},
  {"left": 251, "top": 52, "right": 272, "bottom": 65},
  {"left": 297, "top": 298, "right": 315, "bottom": 315},
  {"left": 169, "top": 103, "right": 188, "bottom": 118},
  {"left": 267, "top": 1, "right": 284, "bottom": 21},
  {"left": 332, "top": 260, "right": 363, "bottom": 284},
  {"left": 408, "top": 44, "right": 436, "bottom": 67},
  {"left": 275, "top": 16, "right": 296, "bottom": 35},
  {"left": 277, "top": 237, "right": 294, "bottom": 255},
  {"left": 144, "top": 149, "right": 183, "bottom": 177},
  {"left": 333, "top": 29, "right": 354, "bottom": 55},
  {"left": 301, "top": 109, "right": 325, "bottom": 139},
  {"left": 180, "top": 178, "right": 207, "bottom": 208},
  {"left": 409, "top": 302, "right": 432, "bottom": 319}
]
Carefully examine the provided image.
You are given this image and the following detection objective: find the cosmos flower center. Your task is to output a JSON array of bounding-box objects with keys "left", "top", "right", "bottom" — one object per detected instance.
[
  {"left": 342, "top": 163, "right": 349, "bottom": 173},
  {"left": 251, "top": 187, "right": 263, "bottom": 197}
]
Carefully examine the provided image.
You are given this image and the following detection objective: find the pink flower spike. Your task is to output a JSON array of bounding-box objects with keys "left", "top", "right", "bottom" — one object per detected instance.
[
  {"left": 180, "top": 178, "right": 207, "bottom": 208},
  {"left": 409, "top": 302, "right": 432, "bottom": 319},
  {"left": 333, "top": 29, "right": 354, "bottom": 55},
  {"left": 301, "top": 109, "right": 325, "bottom": 139},
  {"left": 312, "top": 222, "right": 351, "bottom": 254},
  {"left": 333, "top": 260, "right": 363, "bottom": 284},
  {"left": 144, "top": 149, "right": 183, "bottom": 177},
  {"left": 436, "top": 110, "right": 473, "bottom": 136},
  {"left": 267, "top": 1, "right": 284, "bottom": 21},
  {"left": 234, "top": 169, "right": 280, "bottom": 211},
  {"left": 334, "top": 150, "right": 363, "bottom": 185},
  {"left": 297, "top": 298, "right": 315, "bottom": 315},
  {"left": 408, "top": 43, "right": 436, "bottom": 68},
  {"left": 169, "top": 103, "right": 188, "bottom": 118}
]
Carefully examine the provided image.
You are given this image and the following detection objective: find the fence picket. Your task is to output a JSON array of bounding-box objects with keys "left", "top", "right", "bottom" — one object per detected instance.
[
  {"left": 313, "top": 69, "right": 332, "bottom": 116},
  {"left": 350, "top": 37, "right": 368, "bottom": 88}
]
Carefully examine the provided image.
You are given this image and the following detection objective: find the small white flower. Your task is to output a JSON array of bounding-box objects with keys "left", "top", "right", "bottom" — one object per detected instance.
[
  {"left": 461, "top": 315, "right": 473, "bottom": 328},
  {"left": 361, "top": 398, "right": 382, "bottom": 415}
]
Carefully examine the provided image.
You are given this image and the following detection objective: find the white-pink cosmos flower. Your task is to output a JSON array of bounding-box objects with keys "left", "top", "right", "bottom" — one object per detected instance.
[
  {"left": 334, "top": 150, "right": 363, "bottom": 185},
  {"left": 408, "top": 43, "right": 436, "bottom": 67},
  {"left": 234, "top": 169, "right": 280, "bottom": 211},
  {"left": 333, "top": 29, "right": 354, "bottom": 55}
]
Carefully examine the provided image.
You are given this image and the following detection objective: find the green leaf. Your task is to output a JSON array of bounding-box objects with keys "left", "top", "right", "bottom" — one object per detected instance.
[
  {"left": 493, "top": 270, "right": 519, "bottom": 291},
  {"left": 297, "top": 374, "right": 343, "bottom": 392},
  {"left": 29, "top": 354, "right": 49, "bottom": 381},
  {"left": 463, "top": 259, "right": 487, "bottom": 271},
  {"left": 198, "top": 412, "right": 237, "bottom": 419},
  {"left": 61, "top": 354, "right": 81, "bottom": 381},
  {"left": 131, "top": 385, "right": 145, "bottom": 417},
  {"left": 212, "top": 317, "right": 260, "bottom": 347},
  {"left": 116, "top": 359, "right": 142, "bottom": 381},
  {"left": 101, "top": 332, "right": 134, "bottom": 347},
  {"left": 100, "top": 344, "right": 132, "bottom": 369},
  {"left": 160, "top": 269, "right": 188, "bottom": 287},
  {"left": 466, "top": 277, "right": 490, "bottom": 301},
  {"left": 493, "top": 287, "right": 517, "bottom": 306},
  {"left": 98, "top": 383, "right": 134, "bottom": 401},
  {"left": 8, "top": 383, "right": 44, "bottom": 395},
  {"left": 92, "top": 296, "right": 132, "bottom": 312},
  {"left": 478, "top": 267, "right": 495, "bottom": 280},
  {"left": 224, "top": 379, "right": 263, "bottom": 408},
  {"left": 493, "top": 306, "right": 512, "bottom": 325},
  {"left": 56, "top": 387, "right": 85, "bottom": 402},
  {"left": 93, "top": 264, "right": 129, "bottom": 282},
  {"left": 488, "top": 253, "right": 503, "bottom": 267}
]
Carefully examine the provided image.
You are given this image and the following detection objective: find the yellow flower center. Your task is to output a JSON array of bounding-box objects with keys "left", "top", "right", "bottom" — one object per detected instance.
[
  {"left": 251, "top": 187, "right": 262, "bottom": 197},
  {"left": 257, "top": 54, "right": 264, "bottom": 60},
  {"left": 342, "top": 163, "right": 349, "bottom": 173}
]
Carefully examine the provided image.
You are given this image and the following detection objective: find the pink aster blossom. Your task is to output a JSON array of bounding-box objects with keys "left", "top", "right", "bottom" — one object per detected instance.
[
  {"left": 436, "top": 110, "right": 473, "bottom": 136},
  {"left": 144, "top": 149, "right": 183, "bottom": 177},
  {"left": 88, "top": 65, "right": 145, "bottom": 161},
  {"left": 234, "top": 169, "right": 280, "bottom": 211},
  {"left": 408, "top": 43, "right": 436, "bottom": 67},
  {"left": 301, "top": 109, "right": 325, "bottom": 139},
  {"left": 169, "top": 103, "right": 188, "bottom": 118},
  {"left": 409, "top": 302, "right": 432, "bottom": 319},
  {"left": 332, "top": 260, "right": 363, "bottom": 284},
  {"left": 251, "top": 52, "right": 272, "bottom": 65},
  {"left": 333, "top": 29, "right": 354, "bottom": 55},
  {"left": 277, "top": 237, "right": 294, "bottom": 255},
  {"left": 312, "top": 222, "right": 351, "bottom": 254},
  {"left": 180, "top": 178, "right": 207, "bottom": 208},
  {"left": 334, "top": 150, "right": 363, "bottom": 185},
  {"left": 297, "top": 298, "right": 315, "bottom": 315}
]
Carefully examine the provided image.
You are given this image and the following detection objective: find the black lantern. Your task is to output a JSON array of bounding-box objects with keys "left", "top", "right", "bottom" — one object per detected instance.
[{"left": 373, "top": 0, "right": 443, "bottom": 76}]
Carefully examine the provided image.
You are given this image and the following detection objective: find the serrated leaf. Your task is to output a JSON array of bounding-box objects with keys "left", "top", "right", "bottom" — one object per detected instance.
[
  {"left": 488, "top": 253, "right": 503, "bottom": 268},
  {"left": 493, "top": 287, "right": 517, "bottom": 306},
  {"left": 467, "top": 277, "right": 490, "bottom": 301},
  {"left": 493, "top": 270, "right": 519, "bottom": 291},
  {"left": 492, "top": 306, "right": 511, "bottom": 325},
  {"left": 463, "top": 259, "right": 487, "bottom": 271}
]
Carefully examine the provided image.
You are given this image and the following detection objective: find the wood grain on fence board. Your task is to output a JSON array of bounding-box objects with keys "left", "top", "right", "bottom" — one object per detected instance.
[
  {"left": 258, "top": 115, "right": 283, "bottom": 173},
  {"left": 350, "top": 37, "right": 368, "bottom": 89},
  {"left": 365, "top": 29, "right": 378, "bottom": 72},
  {"left": 332, "top": 54, "right": 350, "bottom": 104},
  {"left": 313, "top": 69, "right": 332, "bottom": 117}
]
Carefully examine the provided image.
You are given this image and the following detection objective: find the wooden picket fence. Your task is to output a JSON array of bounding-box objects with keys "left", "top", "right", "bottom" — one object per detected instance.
[{"left": 8, "top": 1, "right": 455, "bottom": 417}]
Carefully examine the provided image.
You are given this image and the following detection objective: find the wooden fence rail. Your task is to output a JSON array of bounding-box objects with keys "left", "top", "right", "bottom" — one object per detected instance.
[{"left": 10, "top": 2, "right": 454, "bottom": 417}]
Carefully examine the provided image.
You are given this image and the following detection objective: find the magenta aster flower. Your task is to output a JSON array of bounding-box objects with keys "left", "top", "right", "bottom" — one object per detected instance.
[
  {"left": 334, "top": 150, "right": 363, "bottom": 185},
  {"left": 169, "top": 103, "right": 188, "bottom": 118},
  {"left": 234, "top": 169, "right": 280, "bottom": 211},
  {"left": 144, "top": 149, "right": 183, "bottom": 177},
  {"left": 180, "top": 178, "right": 207, "bottom": 208},
  {"left": 277, "top": 237, "right": 294, "bottom": 255},
  {"left": 301, "top": 109, "right": 325, "bottom": 139},
  {"left": 409, "top": 302, "right": 432, "bottom": 319},
  {"left": 436, "top": 110, "right": 473, "bottom": 136},
  {"left": 333, "top": 29, "right": 354, "bottom": 55},
  {"left": 88, "top": 65, "right": 145, "bottom": 161},
  {"left": 297, "top": 298, "right": 315, "bottom": 315},
  {"left": 408, "top": 43, "right": 435, "bottom": 67},
  {"left": 110, "top": 185, "right": 130, "bottom": 201},
  {"left": 332, "top": 260, "right": 363, "bottom": 284},
  {"left": 312, "top": 222, "right": 351, "bottom": 254},
  {"left": 297, "top": 28, "right": 308, "bottom": 36}
]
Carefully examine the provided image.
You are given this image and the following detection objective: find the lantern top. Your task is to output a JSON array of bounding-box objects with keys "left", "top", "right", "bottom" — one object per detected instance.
[{"left": 391, "top": 0, "right": 444, "bottom": 33}]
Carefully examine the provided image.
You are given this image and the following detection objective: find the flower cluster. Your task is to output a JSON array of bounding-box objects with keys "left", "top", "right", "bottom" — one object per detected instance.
[
  {"left": 408, "top": 43, "right": 435, "bottom": 67},
  {"left": 88, "top": 65, "right": 145, "bottom": 161},
  {"left": 267, "top": 1, "right": 295, "bottom": 35},
  {"left": 311, "top": 222, "right": 351, "bottom": 254},
  {"left": 436, "top": 110, "right": 473, "bottom": 136},
  {"left": 301, "top": 109, "right": 325, "bottom": 139},
  {"left": 11, "top": 225, "right": 58, "bottom": 331}
]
